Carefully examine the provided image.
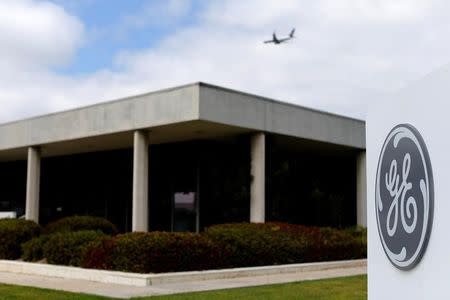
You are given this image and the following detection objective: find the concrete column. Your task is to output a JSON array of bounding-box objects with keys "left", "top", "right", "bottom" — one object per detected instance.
[
  {"left": 356, "top": 151, "right": 367, "bottom": 227},
  {"left": 25, "top": 146, "right": 41, "bottom": 222},
  {"left": 250, "top": 132, "right": 265, "bottom": 223},
  {"left": 132, "top": 130, "right": 149, "bottom": 232}
]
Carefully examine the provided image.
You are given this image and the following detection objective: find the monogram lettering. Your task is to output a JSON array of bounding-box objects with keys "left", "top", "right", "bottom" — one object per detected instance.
[
  {"left": 376, "top": 124, "right": 433, "bottom": 270},
  {"left": 384, "top": 153, "right": 417, "bottom": 236}
]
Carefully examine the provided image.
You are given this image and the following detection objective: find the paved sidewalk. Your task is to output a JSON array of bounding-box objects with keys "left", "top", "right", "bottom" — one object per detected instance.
[{"left": 0, "top": 264, "right": 366, "bottom": 299}]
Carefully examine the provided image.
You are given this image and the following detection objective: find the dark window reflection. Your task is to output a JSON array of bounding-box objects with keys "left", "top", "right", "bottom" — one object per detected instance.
[
  {"left": 149, "top": 138, "right": 250, "bottom": 232},
  {"left": 266, "top": 135, "right": 357, "bottom": 228},
  {"left": 40, "top": 149, "right": 133, "bottom": 232},
  {"left": 0, "top": 160, "right": 26, "bottom": 217}
]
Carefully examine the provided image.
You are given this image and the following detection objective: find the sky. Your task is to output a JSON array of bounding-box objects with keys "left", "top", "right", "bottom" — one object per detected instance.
[{"left": 1, "top": 0, "right": 450, "bottom": 123}]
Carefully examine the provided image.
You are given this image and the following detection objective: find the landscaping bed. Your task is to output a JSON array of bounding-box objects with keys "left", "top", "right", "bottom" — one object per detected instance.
[{"left": 0, "top": 216, "right": 366, "bottom": 274}]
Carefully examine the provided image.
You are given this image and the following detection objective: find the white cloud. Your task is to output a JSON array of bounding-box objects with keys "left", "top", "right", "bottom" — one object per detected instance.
[
  {"left": 0, "top": 0, "right": 85, "bottom": 121},
  {"left": 1, "top": 0, "right": 450, "bottom": 123},
  {"left": 0, "top": 0, "right": 84, "bottom": 70},
  {"left": 109, "top": 0, "right": 450, "bottom": 119},
  {"left": 317, "top": 0, "right": 433, "bottom": 23}
]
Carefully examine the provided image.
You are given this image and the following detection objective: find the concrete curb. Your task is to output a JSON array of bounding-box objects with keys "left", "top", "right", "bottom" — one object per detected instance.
[{"left": 0, "top": 259, "right": 367, "bottom": 287}]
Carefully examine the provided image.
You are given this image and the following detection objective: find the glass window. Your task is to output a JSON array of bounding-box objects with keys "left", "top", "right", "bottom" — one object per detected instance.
[{"left": 172, "top": 192, "right": 197, "bottom": 232}]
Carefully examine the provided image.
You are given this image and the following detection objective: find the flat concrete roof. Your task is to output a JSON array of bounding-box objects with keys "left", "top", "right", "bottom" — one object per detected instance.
[{"left": 0, "top": 82, "right": 365, "bottom": 160}]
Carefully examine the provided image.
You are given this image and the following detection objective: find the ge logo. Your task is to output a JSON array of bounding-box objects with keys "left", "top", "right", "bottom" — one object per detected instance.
[{"left": 375, "top": 124, "right": 434, "bottom": 270}]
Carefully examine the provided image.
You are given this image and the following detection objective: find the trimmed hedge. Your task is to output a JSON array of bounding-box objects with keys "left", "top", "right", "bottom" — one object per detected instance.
[
  {"left": 306, "top": 226, "right": 366, "bottom": 262},
  {"left": 83, "top": 232, "right": 228, "bottom": 273},
  {"left": 22, "top": 234, "right": 51, "bottom": 262},
  {"left": 83, "top": 223, "right": 366, "bottom": 273},
  {"left": 44, "top": 216, "right": 118, "bottom": 235},
  {"left": 205, "top": 223, "right": 366, "bottom": 267},
  {"left": 43, "top": 230, "right": 105, "bottom": 266},
  {"left": 16, "top": 219, "right": 366, "bottom": 274},
  {"left": 81, "top": 236, "right": 116, "bottom": 270},
  {"left": 21, "top": 216, "right": 117, "bottom": 263},
  {"left": 205, "top": 223, "right": 312, "bottom": 267},
  {"left": 0, "top": 219, "right": 41, "bottom": 260}
]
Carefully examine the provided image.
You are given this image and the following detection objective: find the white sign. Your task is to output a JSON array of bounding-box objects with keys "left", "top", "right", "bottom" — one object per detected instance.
[
  {"left": 0, "top": 212, "right": 17, "bottom": 219},
  {"left": 368, "top": 66, "right": 450, "bottom": 299},
  {"left": 375, "top": 124, "right": 433, "bottom": 271}
]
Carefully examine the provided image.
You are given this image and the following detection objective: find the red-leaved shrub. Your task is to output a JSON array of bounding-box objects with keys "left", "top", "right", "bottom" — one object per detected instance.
[
  {"left": 205, "top": 223, "right": 366, "bottom": 267},
  {"left": 83, "top": 232, "right": 228, "bottom": 273}
]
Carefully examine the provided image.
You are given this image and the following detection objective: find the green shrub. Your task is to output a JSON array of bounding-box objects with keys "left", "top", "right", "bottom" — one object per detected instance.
[
  {"left": 351, "top": 226, "right": 367, "bottom": 245},
  {"left": 343, "top": 226, "right": 367, "bottom": 257},
  {"left": 84, "top": 223, "right": 366, "bottom": 273},
  {"left": 205, "top": 223, "right": 366, "bottom": 268},
  {"left": 39, "top": 221, "right": 366, "bottom": 272},
  {"left": 83, "top": 232, "right": 227, "bottom": 273},
  {"left": 44, "top": 216, "right": 118, "bottom": 235},
  {"left": 0, "top": 219, "right": 41, "bottom": 260},
  {"left": 21, "top": 235, "right": 51, "bottom": 262},
  {"left": 21, "top": 216, "right": 118, "bottom": 264},
  {"left": 205, "top": 223, "right": 311, "bottom": 267},
  {"left": 43, "top": 230, "right": 105, "bottom": 266}
]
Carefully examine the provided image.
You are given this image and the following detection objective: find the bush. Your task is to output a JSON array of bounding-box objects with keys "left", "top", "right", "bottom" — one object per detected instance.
[
  {"left": 43, "top": 230, "right": 105, "bottom": 266},
  {"left": 205, "top": 223, "right": 311, "bottom": 267},
  {"left": 0, "top": 219, "right": 41, "bottom": 260},
  {"left": 44, "top": 216, "right": 118, "bottom": 235},
  {"left": 309, "top": 227, "right": 366, "bottom": 261},
  {"left": 22, "top": 235, "right": 51, "bottom": 262},
  {"left": 351, "top": 226, "right": 367, "bottom": 245},
  {"left": 83, "top": 232, "right": 227, "bottom": 273},
  {"left": 81, "top": 236, "right": 116, "bottom": 270},
  {"left": 84, "top": 223, "right": 366, "bottom": 273},
  {"left": 18, "top": 220, "right": 366, "bottom": 274},
  {"left": 205, "top": 223, "right": 366, "bottom": 268}
]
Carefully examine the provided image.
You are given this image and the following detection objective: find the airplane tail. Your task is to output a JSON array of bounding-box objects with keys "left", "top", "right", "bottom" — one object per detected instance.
[{"left": 289, "top": 28, "right": 295, "bottom": 38}]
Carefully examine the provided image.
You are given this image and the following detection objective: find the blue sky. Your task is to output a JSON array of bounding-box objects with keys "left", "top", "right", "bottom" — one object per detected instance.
[
  {"left": 52, "top": 0, "right": 204, "bottom": 74},
  {"left": 1, "top": 0, "right": 450, "bottom": 123}
]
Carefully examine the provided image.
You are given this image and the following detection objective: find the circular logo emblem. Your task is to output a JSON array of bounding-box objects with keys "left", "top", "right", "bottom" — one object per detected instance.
[{"left": 376, "top": 124, "right": 434, "bottom": 270}]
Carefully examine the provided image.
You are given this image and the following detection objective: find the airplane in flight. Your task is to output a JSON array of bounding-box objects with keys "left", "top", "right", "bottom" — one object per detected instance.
[{"left": 264, "top": 28, "right": 295, "bottom": 44}]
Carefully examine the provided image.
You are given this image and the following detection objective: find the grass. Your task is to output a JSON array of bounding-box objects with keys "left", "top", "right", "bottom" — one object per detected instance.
[{"left": 0, "top": 275, "right": 367, "bottom": 300}]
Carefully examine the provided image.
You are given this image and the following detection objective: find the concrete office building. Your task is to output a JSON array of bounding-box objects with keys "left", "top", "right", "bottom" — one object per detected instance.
[{"left": 0, "top": 83, "right": 366, "bottom": 232}]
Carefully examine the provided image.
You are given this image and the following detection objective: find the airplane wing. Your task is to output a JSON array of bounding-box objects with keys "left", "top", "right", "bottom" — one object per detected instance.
[
  {"left": 277, "top": 38, "right": 290, "bottom": 43},
  {"left": 264, "top": 40, "right": 274, "bottom": 43},
  {"left": 289, "top": 28, "right": 295, "bottom": 38}
]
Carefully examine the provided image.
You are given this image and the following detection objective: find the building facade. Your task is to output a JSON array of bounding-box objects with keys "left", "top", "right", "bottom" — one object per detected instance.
[{"left": 0, "top": 83, "right": 366, "bottom": 232}]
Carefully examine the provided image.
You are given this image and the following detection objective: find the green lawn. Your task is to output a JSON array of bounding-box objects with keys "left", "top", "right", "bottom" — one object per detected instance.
[{"left": 0, "top": 275, "right": 367, "bottom": 300}]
